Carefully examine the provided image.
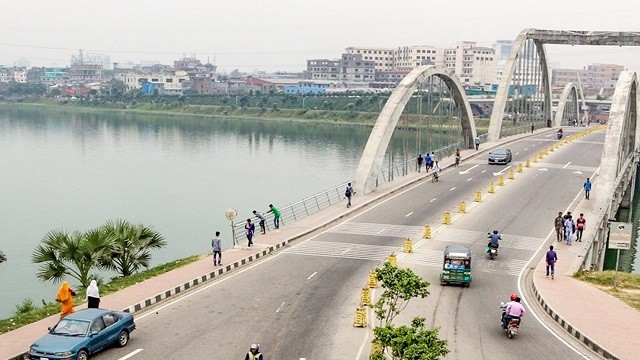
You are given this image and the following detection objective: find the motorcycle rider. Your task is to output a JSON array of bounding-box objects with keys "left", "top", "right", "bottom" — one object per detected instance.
[
  {"left": 503, "top": 296, "right": 525, "bottom": 329},
  {"left": 487, "top": 230, "right": 501, "bottom": 251},
  {"left": 501, "top": 294, "right": 519, "bottom": 326},
  {"left": 245, "top": 343, "right": 264, "bottom": 360},
  {"left": 557, "top": 128, "right": 563, "bottom": 139}
]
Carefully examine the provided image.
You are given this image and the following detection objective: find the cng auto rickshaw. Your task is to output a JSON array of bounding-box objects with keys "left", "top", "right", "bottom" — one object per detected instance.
[{"left": 439, "top": 245, "right": 472, "bottom": 286}]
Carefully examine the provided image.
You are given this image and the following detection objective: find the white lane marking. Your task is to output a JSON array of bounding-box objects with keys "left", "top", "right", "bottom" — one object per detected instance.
[
  {"left": 118, "top": 349, "right": 144, "bottom": 360},
  {"left": 481, "top": 170, "right": 486, "bottom": 173},
  {"left": 459, "top": 164, "right": 479, "bottom": 174},
  {"left": 430, "top": 198, "right": 437, "bottom": 203},
  {"left": 450, "top": 187, "right": 456, "bottom": 191},
  {"left": 405, "top": 212, "right": 413, "bottom": 217},
  {"left": 492, "top": 165, "right": 512, "bottom": 176},
  {"left": 538, "top": 168, "right": 549, "bottom": 171},
  {"left": 276, "top": 301, "right": 286, "bottom": 313},
  {"left": 376, "top": 229, "right": 385, "bottom": 235},
  {"left": 562, "top": 161, "right": 571, "bottom": 169},
  {"left": 515, "top": 152, "right": 519, "bottom": 155},
  {"left": 467, "top": 177, "right": 472, "bottom": 182},
  {"left": 307, "top": 272, "right": 317, "bottom": 280},
  {"left": 340, "top": 248, "right": 350, "bottom": 255},
  {"left": 524, "top": 148, "right": 528, "bottom": 151},
  {"left": 572, "top": 170, "right": 583, "bottom": 175}
]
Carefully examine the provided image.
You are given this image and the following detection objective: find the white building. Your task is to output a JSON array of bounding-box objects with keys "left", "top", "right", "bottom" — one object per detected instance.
[
  {"left": 345, "top": 46, "right": 394, "bottom": 72},
  {"left": 116, "top": 70, "right": 190, "bottom": 91},
  {"left": 442, "top": 42, "right": 497, "bottom": 85},
  {"left": 393, "top": 45, "right": 438, "bottom": 69}
]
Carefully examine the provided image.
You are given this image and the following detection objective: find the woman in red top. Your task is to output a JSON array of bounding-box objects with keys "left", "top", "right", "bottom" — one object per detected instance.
[{"left": 576, "top": 213, "right": 586, "bottom": 242}]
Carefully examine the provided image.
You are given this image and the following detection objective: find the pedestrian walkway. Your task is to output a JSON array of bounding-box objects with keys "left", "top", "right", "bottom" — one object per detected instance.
[
  {"left": 3, "top": 127, "right": 631, "bottom": 360},
  {"left": 529, "top": 182, "right": 640, "bottom": 360}
]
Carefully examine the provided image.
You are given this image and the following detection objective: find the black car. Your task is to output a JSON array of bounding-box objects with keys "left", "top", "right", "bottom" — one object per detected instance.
[{"left": 488, "top": 148, "right": 512, "bottom": 164}]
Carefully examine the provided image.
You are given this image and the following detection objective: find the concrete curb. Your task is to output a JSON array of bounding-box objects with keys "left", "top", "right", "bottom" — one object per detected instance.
[{"left": 529, "top": 276, "right": 620, "bottom": 360}]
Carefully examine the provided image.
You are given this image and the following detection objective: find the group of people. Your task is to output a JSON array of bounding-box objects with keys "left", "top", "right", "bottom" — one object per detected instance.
[
  {"left": 55, "top": 279, "right": 101, "bottom": 319},
  {"left": 416, "top": 152, "right": 442, "bottom": 179},
  {"left": 554, "top": 211, "right": 587, "bottom": 245}
]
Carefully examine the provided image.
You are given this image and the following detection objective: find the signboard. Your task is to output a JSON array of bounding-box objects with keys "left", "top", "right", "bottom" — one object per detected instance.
[{"left": 608, "top": 222, "right": 632, "bottom": 250}]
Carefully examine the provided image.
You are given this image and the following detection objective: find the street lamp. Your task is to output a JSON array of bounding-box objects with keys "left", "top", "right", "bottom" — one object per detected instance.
[{"left": 226, "top": 208, "right": 238, "bottom": 247}]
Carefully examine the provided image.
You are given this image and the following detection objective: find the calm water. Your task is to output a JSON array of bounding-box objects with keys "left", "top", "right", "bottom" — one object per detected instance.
[{"left": 0, "top": 106, "right": 386, "bottom": 318}]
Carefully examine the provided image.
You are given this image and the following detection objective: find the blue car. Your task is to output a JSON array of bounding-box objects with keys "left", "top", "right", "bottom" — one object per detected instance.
[{"left": 28, "top": 308, "right": 136, "bottom": 360}]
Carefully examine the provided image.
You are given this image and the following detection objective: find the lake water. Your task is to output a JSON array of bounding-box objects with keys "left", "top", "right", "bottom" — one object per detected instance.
[{"left": 0, "top": 105, "right": 390, "bottom": 318}]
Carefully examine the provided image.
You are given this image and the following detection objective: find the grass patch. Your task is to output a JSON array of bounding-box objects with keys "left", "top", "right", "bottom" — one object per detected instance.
[
  {"left": 574, "top": 270, "right": 640, "bottom": 311},
  {"left": 0, "top": 254, "right": 204, "bottom": 334}
]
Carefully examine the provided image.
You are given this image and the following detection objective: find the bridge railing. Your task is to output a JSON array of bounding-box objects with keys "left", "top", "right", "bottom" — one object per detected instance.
[{"left": 231, "top": 181, "right": 350, "bottom": 245}]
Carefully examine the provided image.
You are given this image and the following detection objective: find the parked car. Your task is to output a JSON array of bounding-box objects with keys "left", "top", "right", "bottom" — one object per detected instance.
[
  {"left": 28, "top": 308, "right": 136, "bottom": 360},
  {"left": 488, "top": 148, "right": 512, "bottom": 164}
]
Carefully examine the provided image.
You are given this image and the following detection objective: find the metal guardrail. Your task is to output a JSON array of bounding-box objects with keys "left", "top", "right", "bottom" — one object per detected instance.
[{"left": 231, "top": 181, "right": 350, "bottom": 245}]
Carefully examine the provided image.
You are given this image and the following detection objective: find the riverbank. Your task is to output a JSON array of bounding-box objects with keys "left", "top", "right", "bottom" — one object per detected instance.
[{"left": 0, "top": 100, "right": 493, "bottom": 132}]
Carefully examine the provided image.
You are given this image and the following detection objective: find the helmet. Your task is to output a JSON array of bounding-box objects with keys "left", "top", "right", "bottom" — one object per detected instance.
[
  {"left": 250, "top": 344, "right": 259, "bottom": 350},
  {"left": 510, "top": 294, "right": 518, "bottom": 301},
  {"left": 493, "top": 230, "right": 499, "bottom": 234}
]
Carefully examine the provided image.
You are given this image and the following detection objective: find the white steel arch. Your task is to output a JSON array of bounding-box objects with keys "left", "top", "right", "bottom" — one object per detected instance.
[
  {"left": 353, "top": 65, "right": 477, "bottom": 195},
  {"left": 489, "top": 28, "right": 552, "bottom": 141},
  {"left": 554, "top": 83, "right": 580, "bottom": 127},
  {"left": 595, "top": 71, "right": 638, "bottom": 208}
]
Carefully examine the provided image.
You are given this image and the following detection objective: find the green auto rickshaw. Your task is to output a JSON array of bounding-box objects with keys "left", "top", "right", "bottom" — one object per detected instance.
[{"left": 439, "top": 245, "right": 472, "bottom": 287}]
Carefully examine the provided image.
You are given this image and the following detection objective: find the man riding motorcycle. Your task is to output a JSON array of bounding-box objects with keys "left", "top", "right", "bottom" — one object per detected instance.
[
  {"left": 501, "top": 294, "right": 518, "bottom": 326},
  {"left": 557, "top": 128, "right": 563, "bottom": 139},
  {"left": 487, "top": 230, "right": 501, "bottom": 249},
  {"left": 502, "top": 295, "right": 525, "bottom": 329}
]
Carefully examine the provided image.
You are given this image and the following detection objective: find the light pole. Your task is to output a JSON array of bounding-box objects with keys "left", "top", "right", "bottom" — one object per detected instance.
[{"left": 302, "top": 95, "right": 306, "bottom": 110}]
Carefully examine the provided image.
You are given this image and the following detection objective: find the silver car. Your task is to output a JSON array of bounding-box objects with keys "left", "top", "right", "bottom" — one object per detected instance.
[{"left": 488, "top": 148, "right": 512, "bottom": 164}]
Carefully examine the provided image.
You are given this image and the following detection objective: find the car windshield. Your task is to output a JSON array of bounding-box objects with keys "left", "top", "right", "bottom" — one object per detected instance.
[
  {"left": 52, "top": 319, "right": 90, "bottom": 336},
  {"left": 491, "top": 149, "right": 507, "bottom": 155}
]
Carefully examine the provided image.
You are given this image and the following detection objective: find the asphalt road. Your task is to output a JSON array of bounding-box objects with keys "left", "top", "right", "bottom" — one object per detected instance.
[{"left": 94, "top": 128, "right": 605, "bottom": 360}]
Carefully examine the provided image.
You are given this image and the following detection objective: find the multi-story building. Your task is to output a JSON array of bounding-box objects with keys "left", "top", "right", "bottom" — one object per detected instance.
[
  {"left": 393, "top": 45, "right": 438, "bottom": 69},
  {"left": 13, "top": 69, "right": 27, "bottom": 83},
  {"left": 116, "top": 70, "right": 190, "bottom": 92},
  {"left": 340, "top": 53, "right": 375, "bottom": 82},
  {"left": 345, "top": 47, "right": 394, "bottom": 72},
  {"left": 442, "top": 42, "right": 497, "bottom": 85},
  {"left": 0, "top": 68, "right": 9, "bottom": 83},
  {"left": 552, "top": 63, "right": 624, "bottom": 97},
  {"left": 304, "top": 59, "right": 340, "bottom": 80}
]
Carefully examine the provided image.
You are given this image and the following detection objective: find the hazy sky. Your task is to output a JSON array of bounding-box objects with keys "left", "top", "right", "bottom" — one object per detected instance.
[{"left": 2, "top": 0, "right": 640, "bottom": 73}]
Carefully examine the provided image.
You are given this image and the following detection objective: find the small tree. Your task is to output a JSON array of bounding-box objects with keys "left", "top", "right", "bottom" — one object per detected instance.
[
  {"left": 370, "top": 262, "right": 448, "bottom": 360},
  {"left": 0, "top": 250, "right": 6, "bottom": 264},
  {"left": 32, "top": 228, "right": 113, "bottom": 287},
  {"left": 101, "top": 219, "right": 167, "bottom": 277}
]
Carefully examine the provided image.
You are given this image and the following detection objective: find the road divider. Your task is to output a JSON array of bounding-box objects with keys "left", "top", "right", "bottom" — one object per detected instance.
[
  {"left": 423, "top": 224, "right": 432, "bottom": 239},
  {"left": 404, "top": 238, "right": 413, "bottom": 253}
]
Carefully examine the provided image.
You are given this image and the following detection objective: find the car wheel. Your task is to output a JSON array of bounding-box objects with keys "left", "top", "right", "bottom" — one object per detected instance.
[
  {"left": 117, "top": 330, "right": 129, "bottom": 347},
  {"left": 77, "top": 349, "right": 89, "bottom": 360}
]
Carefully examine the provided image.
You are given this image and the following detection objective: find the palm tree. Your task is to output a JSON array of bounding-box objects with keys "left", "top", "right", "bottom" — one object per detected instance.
[
  {"left": 102, "top": 219, "right": 167, "bottom": 277},
  {"left": 32, "top": 228, "right": 113, "bottom": 287},
  {"left": 0, "top": 250, "right": 6, "bottom": 264}
]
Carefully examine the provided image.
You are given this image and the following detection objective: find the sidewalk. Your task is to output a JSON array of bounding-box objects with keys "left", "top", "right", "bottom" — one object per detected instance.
[
  {"left": 3, "top": 127, "right": 631, "bottom": 360},
  {"left": 529, "top": 186, "right": 640, "bottom": 360}
]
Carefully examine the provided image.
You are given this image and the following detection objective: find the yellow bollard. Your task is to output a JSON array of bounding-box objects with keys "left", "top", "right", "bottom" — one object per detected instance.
[
  {"left": 475, "top": 189, "right": 482, "bottom": 202},
  {"left": 498, "top": 175, "right": 505, "bottom": 186},
  {"left": 360, "top": 286, "right": 371, "bottom": 306},
  {"left": 368, "top": 270, "right": 378, "bottom": 288},
  {"left": 387, "top": 253, "right": 397, "bottom": 267},
  {"left": 549, "top": 145, "right": 554, "bottom": 152},
  {"left": 525, "top": 159, "right": 530, "bottom": 168},
  {"left": 458, "top": 201, "right": 466, "bottom": 213},
  {"left": 403, "top": 238, "right": 413, "bottom": 253},
  {"left": 423, "top": 224, "right": 432, "bottom": 239},
  {"left": 508, "top": 169, "right": 514, "bottom": 179},
  {"left": 371, "top": 340, "right": 383, "bottom": 357},
  {"left": 353, "top": 307, "right": 368, "bottom": 327},
  {"left": 443, "top": 211, "right": 451, "bottom": 225},
  {"left": 533, "top": 154, "right": 539, "bottom": 163},
  {"left": 488, "top": 182, "right": 495, "bottom": 193},
  {"left": 517, "top": 163, "right": 523, "bottom": 173}
]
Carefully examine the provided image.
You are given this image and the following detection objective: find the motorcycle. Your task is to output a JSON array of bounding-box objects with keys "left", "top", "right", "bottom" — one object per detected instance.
[
  {"left": 500, "top": 302, "right": 521, "bottom": 339},
  {"left": 486, "top": 233, "right": 499, "bottom": 260},
  {"left": 557, "top": 131, "right": 563, "bottom": 140}
]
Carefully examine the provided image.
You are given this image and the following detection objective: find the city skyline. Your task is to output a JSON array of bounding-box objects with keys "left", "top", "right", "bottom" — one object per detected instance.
[{"left": 2, "top": 0, "right": 640, "bottom": 72}]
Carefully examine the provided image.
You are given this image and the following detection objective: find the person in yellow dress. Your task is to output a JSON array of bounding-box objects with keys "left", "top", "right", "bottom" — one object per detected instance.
[{"left": 55, "top": 281, "right": 76, "bottom": 318}]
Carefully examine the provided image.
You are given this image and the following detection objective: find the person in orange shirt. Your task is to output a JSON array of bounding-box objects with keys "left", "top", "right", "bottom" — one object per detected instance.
[{"left": 55, "top": 281, "right": 76, "bottom": 318}]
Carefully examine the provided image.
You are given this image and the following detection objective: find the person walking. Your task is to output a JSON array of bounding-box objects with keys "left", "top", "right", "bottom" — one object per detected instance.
[
  {"left": 546, "top": 245, "right": 558, "bottom": 279},
  {"left": 564, "top": 216, "right": 574, "bottom": 245},
  {"left": 86, "top": 280, "right": 100, "bottom": 308},
  {"left": 252, "top": 210, "right": 267, "bottom": 234},
  {"left": 584, "top": 178, "right": 592, "bottom": 199},
  {"left": 417, "top": 154, "right": 423, "bottom": 172},
  {"left": 55, "top": 281, "right": 76, "bottom": 319},
  {"left": 245, "top": 219, "right": 255, "bottom": 247},
  {"left": 268, "top": 204, "right": 281, "bottom": 229},
  {"left": 212, "top": 231, "right": 222, "bottom": 265},
  {"left": 576, "top": 213, "right": 586, "bottom": 242},
  {"left": 425, "top": 153, "right": 433, "bottom": 172},
  {"left": 345, "top": 182, "right": 355, "bottom": 208},
  {"left": 554, "top": 212, "right": 564, "bottom": 242},
  {"left": 454, "top": 148, "right": 461, "bottom": 167},
  {"left": 531, "top": 122, "right": 535, "bottom": 133},
  {"left": 474, "top": 135, "right": 480, "bottom": 150},
  {"left": 245, "top": 344, "right": 264, "bottom": 360}
]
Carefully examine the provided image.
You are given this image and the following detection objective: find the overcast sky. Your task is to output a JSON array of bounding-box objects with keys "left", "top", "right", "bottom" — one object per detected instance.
[{"left": 2, "top": 0, "right": 640, "bottom": 73}]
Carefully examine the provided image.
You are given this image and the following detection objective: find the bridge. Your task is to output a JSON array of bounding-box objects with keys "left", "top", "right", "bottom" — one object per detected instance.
[{"left": 5, "top": 28, "right": 640, "bottom": 360}]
